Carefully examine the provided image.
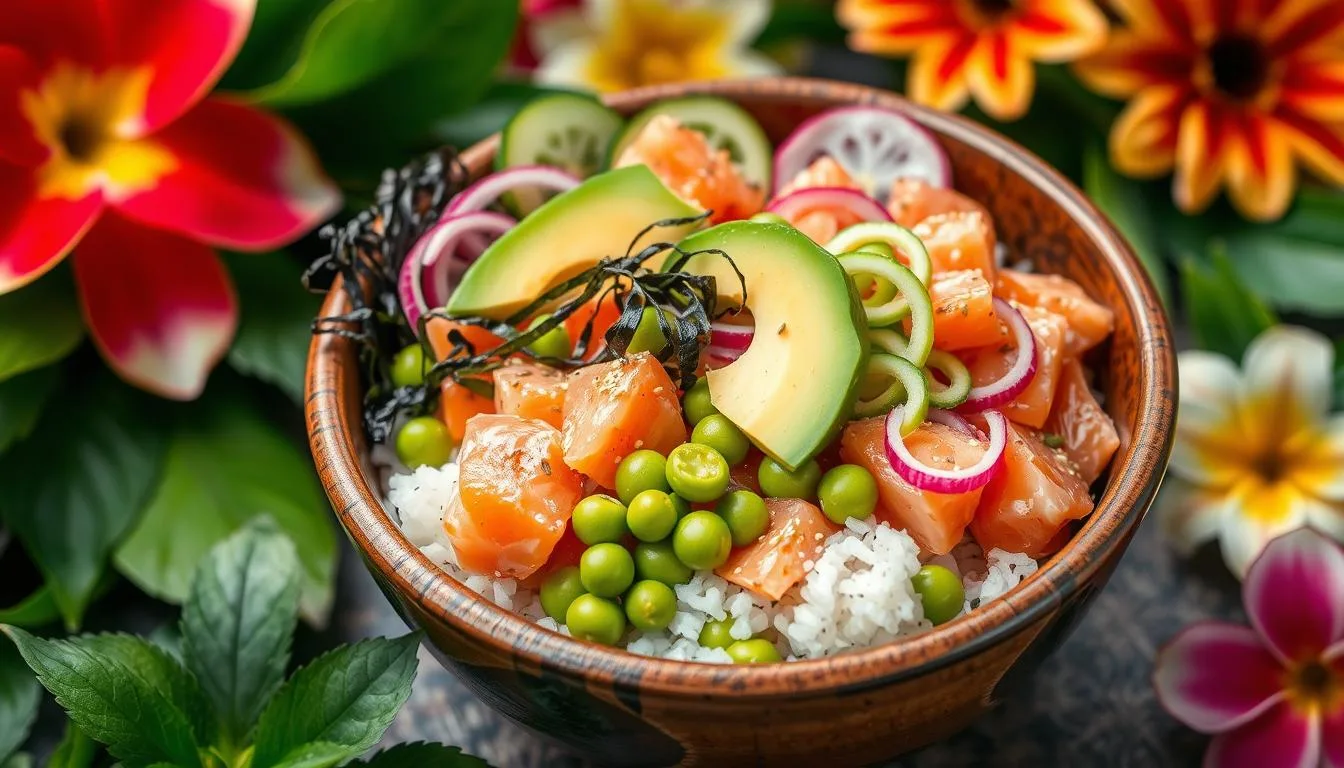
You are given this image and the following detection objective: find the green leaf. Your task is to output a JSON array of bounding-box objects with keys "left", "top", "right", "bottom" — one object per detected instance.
[
  {"left": 0, "top": 272, "right": 83, "bottom": 384},
  {"left": 224, "top": 254, "right": 321, "bottom": 403},
  {"left": 1, "top": 627, "right": 203, "bottom": 768},
  {"left": 113, "top": 395, "right": 336, "bottom": 625},
  {"left": 430, "top": 82, "right": 580, "bottom": 151},
  {"left": 220, "top": 0, "right": 334, "bottom": 91},
  {"left": 0, "top": 366, "right": 59, "bottom": 453},
  {"left": 249, "top": 635, "right": 421, "bottom": 768},
  {"left": 1081, "top": 141, "right": 1172, "bottom": 309},
  {"left": 0, "top": 588, "right": 60, "bottom": 629},
  {"left": 0, "top": 754, "right": 31, "bottom": 768},
  {"left": 1181, "top": 248, "right": 1278, "bottom": 360},
  {"left": 181, "top": 520, "right": 301, "bottom": 748},
  {"left": 273, "top": 742, "right": 353, "bottom": 768},
  {"left": 0, "top": 636, "right": 41, "bottom": 762},
  {"left": 78, "top": 634, "right": 214, "bottom": 746},
  {"left": 351, "top": 743, "right": 491, "bottom": 767},
  {"left": 48, "top": 722, "right": 98, "bottom": 768},
  {"left": 0, "top": 378, "right": 168, "bottom": 628}
]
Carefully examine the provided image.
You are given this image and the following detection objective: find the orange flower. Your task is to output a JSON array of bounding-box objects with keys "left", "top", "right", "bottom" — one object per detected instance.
[
  {"left": 1075, "top": 0, "right": 1344, "bottom": 222},
  {"left": 837, "top": 0, "right": 1108, "bottom": 121}
]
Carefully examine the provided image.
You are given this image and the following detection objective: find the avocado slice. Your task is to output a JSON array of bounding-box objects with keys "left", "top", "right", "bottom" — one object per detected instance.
[
  {"left": 446, "top": 165, "right": 703, "bottom": 319},
  {"left": 673, "top": 221, "right": 868, "bottom": 470}
]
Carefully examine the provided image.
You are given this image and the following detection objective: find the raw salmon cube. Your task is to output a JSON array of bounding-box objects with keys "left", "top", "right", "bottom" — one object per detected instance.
[
  {"left": 962, "top": 304, "right": 1068, "bottom": 429},
  {"left": 493, "top": 363, "right": 567, "bottom": 429},
  {"left": 777, "top": 156, "right": 862, "bottom": 196},
  {"left": 994, "top": 270, "right": 1115, "bottom": 355},
  {"left": 912, "top": 211, "right": 997, "bottom": 280},
  {"left": 717, "top": 498, "right": 836, "bottom": 600},
  {"left": 887, "top": 178, "right": 994, "bottom": 241},
  {"left": 1044, "top": 359, "right": 1120, "bottom": 485},
  {"left": 615, "top": 114, "right": 764, "bottom": 223},
  {"left": 925, "top": 269, "right": 1006, "bottom": 351}
]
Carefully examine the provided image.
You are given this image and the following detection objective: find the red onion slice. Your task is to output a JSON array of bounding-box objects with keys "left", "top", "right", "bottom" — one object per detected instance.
[
  {"left": 446, "top": 165, "right": 581, "bottom": 216},
  {"left": 958, "top": 298, "right": 1038, "bottom": 411},
  {"left": 710, "top": 321, "right": 753, "bottom": 351},
  {"left": 398, "top": 211, "right": 515, "bottom": 330},
  {"left": 765, "top": 186, "right": 892, "bottom": 225},
  {"left": 705, "top": 343, "right": 745, "bottom": 363},
  {"left": 925, "top": 408, "right": 976, "bottom": 437},
  {"left": 885, "top": 407, "right": 1007, "bottom": 494},
  {"left": 774, "top": 106, "right": 951, "bottom": 199}
]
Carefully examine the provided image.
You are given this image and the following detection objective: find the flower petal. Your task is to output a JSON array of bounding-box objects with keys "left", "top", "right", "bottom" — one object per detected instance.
[
  {"left": 72, "top": 212, "right": 236, "bottom": 400},
  {"left": 1244, "top": 526, "right": 1344, "bottom": 662},
  {"left": 1293, "top": 414, "right": 1344, "bottom": 503},
  {"left": 1224, "top": 115, "right": 1296, "bottom": 223},
  {"left": 532, "top": 39, "right": 601, "bottom": 90},
  {"left": 1073, "top": 31, "right": 1193, "bottom": 99},
  {"left": 1242, "top": 325, "right": 1334, "bottom": 426},
  {"left": 1204, "top": 701, "right": 1320, "bottom": 768},
  {"left": 839, "top": 0, "right": 960, "bottom": 55},
  {"left": 106, "top": 0, "right": 256, "bottom": 136},
  {"left": 111, "top": 98, "right": 339, "bottom": 251},
  {"left": 1173, "top": 99, "right": 1233, "bottom": 214},
  {"left": 0, "top": 0, "right": 110, "bottom": 68},
  {"left": 1107, "top": 84, "right": 1189, "bottom": 177},
  {"left": 0, "top": 46, "right": 48, "bottom": 167},
  {"left": 965, "top": 31, "right": 1036, "bottom": 121},
  {"left": 1153, "top": 622, "right": 1286, "bottom": 733},
  {"left": 1265, "top": 0, "right": 1344, "bottom": 58},
  {"left": 1325, "top": 693, "right": 1344, "bottom": 768},
  {"left": 907, "top": 34, "right": 976, "bottom": 113},
  {"left": 0, "top": 164, "right": 102, "bottom": 294},
  {"left": 1109, "top": 0, "right": 1198, "bottom": 43},
  {"left": 1170, "top": 350, "right": 1246, "bottom": 486},
  {"left": 1278, "top": 109, "right": 1344, "bottom": 187},
  {"left": 1009, "top": 0, "right": 1107, "bottom": 63},
  {"left": 717, "top": 0, "right": 771, "bottom": 46},
  {"left": 1280, "top": 58, "right": 1344, "bottom": 123},
  {"left": 1219, "top": 480, "right": 1312, "bottom": 579},
  {"left": 1158, "top": 475, "right": 1231, "bottom": 556}
]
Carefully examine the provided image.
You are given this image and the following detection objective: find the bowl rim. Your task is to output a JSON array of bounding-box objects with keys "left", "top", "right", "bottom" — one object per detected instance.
[{"left": 305, "top": 76, "right": 1176, "bottom": 700}]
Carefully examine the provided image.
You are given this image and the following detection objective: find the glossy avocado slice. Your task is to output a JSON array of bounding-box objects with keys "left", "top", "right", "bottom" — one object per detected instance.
[
  {"left": 672, "top": 221, "right": 868, "bottom": 470},
  {"left": 446, "top": 165, "right": 703, "bottom": 319}
]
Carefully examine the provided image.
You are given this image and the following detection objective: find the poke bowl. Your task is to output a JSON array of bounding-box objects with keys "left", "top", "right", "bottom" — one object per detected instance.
[{"left": 305, "top": 77, "right": 1175, "bottom": 766}]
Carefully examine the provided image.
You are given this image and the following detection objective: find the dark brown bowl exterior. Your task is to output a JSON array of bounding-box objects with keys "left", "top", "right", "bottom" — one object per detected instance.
[{"left": 306, "top": 77, "right": 1175, "bottom": 766}]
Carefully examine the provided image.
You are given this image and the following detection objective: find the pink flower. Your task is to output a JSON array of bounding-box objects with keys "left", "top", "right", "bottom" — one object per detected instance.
[
  {"left": 509, "top": 0, "right": 584, "bottom": 73},
  {"left": 1154, "top": 528, "right": 1344, "bottom": 768},
  {"left": 0, "top": 0, "right": 341, "bottom": 399}
]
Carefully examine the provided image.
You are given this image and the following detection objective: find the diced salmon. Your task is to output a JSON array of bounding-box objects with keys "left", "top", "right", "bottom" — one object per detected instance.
[
  {"left": 1044, "top": 359, "right": 1119, "bottom": 485},
  {"left": 562, "top": 290, "right": 624, "bottom": 361},
  {"left": 438, "top": 380, "right": 495, "bottom": 443},
  {"left": 717, "top": 498, "right": 836, "bottom": 600},
  {"left": 519, "top": 523, "right": 588, "bottom": 590},
  {"left": 493, "top": 363, "right": 567, "bottom": 429},
  {"left": 924, "top": 269, "right": 1006, "bottom": 351},
  {"left": 912, "top": 211, "right": 997, "bottom": 280},
  {"left": 839, "top": 417, "right": 988, "bottom": 555},
  {"left": 445, "top": 414, "right": 585, "bottom": 578},
  {"left": 887, "top": 178, "right": 994, "bottom": 240},
  {"left": 560, "top": 352, "right": 687, "bottom": 488},
  {"left": 426, "top": 316, "right": 504, "bottom": 360},
  {"left": 770, "top": 158, "right": 872, "bottom": 243},
  {"left": 994, "top": 270, "right": 1115, "bottom": 355},
  {"left": 615, "top": 114, "right": 764, "bottom": 223},
  {"left": 971, "top": 421, "right": 1093, "bottom": 558},
  {"left": 962, "top": 304, "right": 1068, "bottom": 429},
  {"left": 777, "top": 156, "right": 862, "bottom": 197}
]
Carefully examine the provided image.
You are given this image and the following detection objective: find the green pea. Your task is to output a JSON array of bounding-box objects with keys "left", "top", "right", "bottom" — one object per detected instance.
[
  {"left": 715, "top": 490, "right": 769, "bottom": 546},
  {"left": 698, "top": 619, "right": 736, "bottom": 649},
  {"left": 726, "top": 638, "right": 781, "bottom": 664},
  {"left": 579, "top": 543, "right": 635, "bottom": 598},
  {"left": 565, "top": 594, "right": 625, "bottom": 645},
  {"left": 682, "top": 377, "right": 718, "bottom": 425},
  {"left": 691, "top": 414, "right": 751, "bottom": 465},
  {"left": 395, "top": 416, "right": 454, "bottom": 469},
  {"left": 633, "top": 541, "right": 692, "bottom": 585},
  {"left": 758, "top": 456, "right": 822, "bottom": 499},
  {"left": 665, "top": 443, "right": 730, "bottom": 502},
  {"left": 572, "top": 494, "right": 629, "bottom": 545},
  {"left": 526, "top": 313, "right": 571, "bottom": 359},
  {"left": 626, "top": 306, "right": 673, "bottom": 356},
  {"left": 539, "top": 566, "right": 586, "bottom": 622},
  {"left": 817, "top": 464, "right": 879, "bottom": 525},
  {"left": 623, "top": 580, "right": 677, "bottom": 632},
  {"left": 626, "top": 489, "right": 678, "bottom": 542},
  {"left": 615, "top": 449, "right": 670, "bottom": 505},
  {"left": 672, "top": 511, "right": 732, "bottom": 570},
  {"left": 912, "top": 564, "right": 965, "bottom": 625},
  {"left": 390, "top": 344, "right": 427, "bottom": 388}
]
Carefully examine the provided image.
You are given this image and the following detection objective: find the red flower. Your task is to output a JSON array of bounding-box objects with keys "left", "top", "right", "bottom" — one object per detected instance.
[{"left": 0, "top": 0, "right": 340, "bottom": 399}]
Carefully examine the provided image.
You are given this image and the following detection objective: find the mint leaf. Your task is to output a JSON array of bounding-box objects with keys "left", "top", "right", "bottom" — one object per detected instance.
[
  {"left": 250, "top": 635, "right": 421, "bottom": 768},
  {"left": 1081, "top": 141, "right": 1172, "bottom": 309},
  {"left": 225, "top": 253, "right": 322, "bottom": 403},
  {"left": 114, "top": 396, "right": 336, "bottom": 626},
  {"left": 0, "top": 637, "right": 40, "bottom": 761},
  {"left": 0, "top": 587, "right": 60, "bottom": 629},
  {"left": 273, "top": 741, "right": 352, "bottom": 768},
  {"left": 79, "top": 634, "right": 214, "bottom": 746},
  {"left": 48, "top": 722, "right": 97, "bottom": 768},
  {"left": 0, "top": 366, "right": 58, "bottom": 453},
  {"left": 0, "top": 272, "right": 84, "bottom": 383},
  {"left": 1181, "top": 247, "right": 1278, "bottom": 360},
  {"left": 1, "top": 627, "right": 203, "bottom": 767},
  {"left": 182, "top": 520, "right": 301, "bottom": 748},
  {"left": 352, "top": 743, "right": 490, "bottom": 767},
  {"left": 0, "top": 378, "right": 167, "bottom": 628}
]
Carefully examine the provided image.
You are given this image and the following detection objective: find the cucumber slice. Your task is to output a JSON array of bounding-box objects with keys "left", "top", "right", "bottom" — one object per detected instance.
[
  {"left": 607, "top": 96, "right": 772, "bottom": 189},
  {"left": 498, "top": 92, "right": 624, "bottom": 212}
]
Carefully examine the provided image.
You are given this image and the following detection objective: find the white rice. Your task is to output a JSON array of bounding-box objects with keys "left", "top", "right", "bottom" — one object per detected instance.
[{"left": 386, "top": 461, "right": 1038, "bottom": 662}]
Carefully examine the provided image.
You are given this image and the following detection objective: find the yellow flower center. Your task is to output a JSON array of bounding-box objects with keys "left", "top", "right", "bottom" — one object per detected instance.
[
  {"left": 21, "top": 62, "right": 176, "bottom": 202},
  {"left": 1284, "top": 659, "right": 1343, "bottom": 717},
  {"left": 584, "top": 0, "right": 734, "bottom": 92}
]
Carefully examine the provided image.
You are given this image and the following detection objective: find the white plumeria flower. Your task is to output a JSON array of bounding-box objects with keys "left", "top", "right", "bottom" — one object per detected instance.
[
  {"left": 1160, "top": 325, "right": 1344, "bottom": 577},
  {"left": 533, "top": 0, "right": 781, "bottom": 93}
]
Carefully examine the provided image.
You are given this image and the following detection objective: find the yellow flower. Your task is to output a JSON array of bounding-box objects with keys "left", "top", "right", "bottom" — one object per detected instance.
[
  {"left": 1161, "top": 326, "right": 1344, "bottom": 578},
  {"left": 532, "top": 0, "right": 781, "bottom": 93}
]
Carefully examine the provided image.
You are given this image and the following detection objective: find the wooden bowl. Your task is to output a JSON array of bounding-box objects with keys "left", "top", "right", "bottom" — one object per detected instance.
[{"left": 306, "top": 77, "right": 1175, "bottom": 766}]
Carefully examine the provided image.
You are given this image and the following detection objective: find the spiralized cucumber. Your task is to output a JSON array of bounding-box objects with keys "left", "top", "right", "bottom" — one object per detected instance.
[
  {"left": 837, "top": 252, "right": 934, "bottom": 367},
  {"left": 854, "top": 353, "right": 929, "bottom": 429},
  {"left": 925, "top": 348, "right": 972, "bottom": 408},
  {"left": 607, "top": 96, "right": 772, "bottom": 188},
  {"left": 498, "top": 92, "right": 623, "bottom": 211},
  {"left": 826, "top": 222, "right": 933, "bottom": 287}
]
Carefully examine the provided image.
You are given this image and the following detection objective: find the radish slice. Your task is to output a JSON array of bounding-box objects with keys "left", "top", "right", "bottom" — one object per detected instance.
[
  {"left": 765, "top": 186, "right": 891, "bottom": 225},
  {"left": 705, "top": 343, "right": 745, "bottom": 363},
  {"left": 399, "top": 211, "right": 515, "bottom": 330},
  {"left": 710, "top": 321, "right": 753, "bottom": 351},
  {"left": 774, "top": 106, "right": 950, "bottom": 200},
  {"left": 885, "top": 407, "right": 1007, "bottom": 493},
  {"left": 959, "top": 298, "right": 1037, "bottom": 411},
  {"left": 446, "top": 165, "right": 581, "bottom": 216}
]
